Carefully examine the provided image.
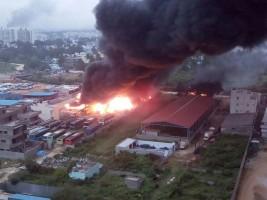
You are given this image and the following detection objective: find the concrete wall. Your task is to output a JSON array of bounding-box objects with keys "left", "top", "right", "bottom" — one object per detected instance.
[
  {"left": 116, "top": 147, "right": 174, "bottom": 158},
  {"left": 0, "top": 151, "right": 25, "bottom": 160},
  {"left": 2, "top": 182, "right": 61, "bottom": 198},
  {"left": 0, "top": 142, "right": 41, "bottom": 160}
]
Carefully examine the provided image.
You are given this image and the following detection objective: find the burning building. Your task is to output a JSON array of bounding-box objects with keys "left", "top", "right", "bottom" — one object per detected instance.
[
  {"left": 140, "top": 96, "right": 215, "bottom": 145},
  {"left": 81, "top": 0, "right": 267, "bottom": 104}
]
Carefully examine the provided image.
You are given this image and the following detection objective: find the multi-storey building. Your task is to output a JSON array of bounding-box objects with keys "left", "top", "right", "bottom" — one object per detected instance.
[
  {"left": 0, "top": 28, "right": 15, "bottom": 44},
  {"left": 17, "top": 28, "right": 32, "bottom": 43},
  {"left": 230, "top": 89, "right": 261, "bottom": 114},
  {"left": 0, "top": 104, "right": 41, "bottom": 159}
]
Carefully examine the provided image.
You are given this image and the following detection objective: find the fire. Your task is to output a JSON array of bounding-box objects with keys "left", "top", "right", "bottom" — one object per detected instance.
[
  {"left": 189, "top": 91, "right": 197, "bottom": 96},
  {"left": 76, "top": 93, "right": 81, "bottom": 100},
  {"left": 65, "top": 103, "right": 85, "bottom": 110},
  {"left": 91, "top": 96, "right": 134, "bottom": 115}
]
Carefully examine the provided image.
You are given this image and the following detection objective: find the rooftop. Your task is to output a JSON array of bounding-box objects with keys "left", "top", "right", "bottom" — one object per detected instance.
[
  {"left": 0, "top": 100, "right": 20, "bottom": 106},
  {"left": 71, "top": 161, "right": 102, "bottom": 173},
  {"left": 8, "top": 194, "right": 50, "bottom": 200},
  {"left": 142, "top": 96, "right": 214, "bottom": 128},
  {"left": 24, "top": 92, "right": 57, "bottom": 97},
  {"left": 222, "top": 113, "right": 255, "bottom": 127}
]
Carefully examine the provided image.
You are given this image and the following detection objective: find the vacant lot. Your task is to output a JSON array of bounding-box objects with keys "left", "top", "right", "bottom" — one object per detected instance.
[{"left": 0, "top": 62, "right": 17, "bottom": 73}]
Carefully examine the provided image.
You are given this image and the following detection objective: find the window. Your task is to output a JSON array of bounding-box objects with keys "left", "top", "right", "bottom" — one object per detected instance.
[{"left": 1, "top": 140, "right": 6, "bottom": 143}]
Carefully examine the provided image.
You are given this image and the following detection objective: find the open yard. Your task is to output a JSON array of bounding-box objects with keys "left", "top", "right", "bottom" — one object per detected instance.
[{"left": 9, "top": 133, "right": 249, "bottom": 200}]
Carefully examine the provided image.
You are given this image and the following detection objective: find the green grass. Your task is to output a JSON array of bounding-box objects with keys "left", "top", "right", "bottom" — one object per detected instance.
[
  {"left": 9, "top": 104, "right": 248, "bottom": 200},
  {"left": 0, "top": 62, "right": 17, "bottom": 73},
  {"left": 154, "top": 135, "right": 249, "bottom": 200}
]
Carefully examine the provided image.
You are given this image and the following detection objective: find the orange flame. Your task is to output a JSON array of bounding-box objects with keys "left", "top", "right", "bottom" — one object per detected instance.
[{"left": 91, "top": 96, "right": 134, "bottom": 115}]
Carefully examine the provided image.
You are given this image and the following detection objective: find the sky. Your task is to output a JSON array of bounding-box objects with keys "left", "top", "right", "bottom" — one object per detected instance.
[{"left": 0, "top": 0, "right": 99, "bottom": 30}]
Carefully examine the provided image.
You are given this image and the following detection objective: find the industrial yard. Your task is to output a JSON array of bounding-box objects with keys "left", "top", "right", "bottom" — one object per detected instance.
[
  {"left": 0, "top": 2, "right": 267, "bottom": 198},
  {"left": 0, "top": 78, "right": 259, "bottom": 200}
]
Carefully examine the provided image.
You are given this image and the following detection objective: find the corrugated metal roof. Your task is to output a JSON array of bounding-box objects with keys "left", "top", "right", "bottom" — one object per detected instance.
[
  {"left": 0, "top": 100, "right": 19, "bottom": 106},
  {"left": 8, "top": 194, "right": 50, "bottom": 200},
  {"left": 142, "top": 96, "right": 214, "bottom": 128},
  {"left": 25, "top": 92, "right": 57, "bottom": 97}
]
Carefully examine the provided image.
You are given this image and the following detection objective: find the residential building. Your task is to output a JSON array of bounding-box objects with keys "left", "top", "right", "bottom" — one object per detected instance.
[
  {"left": 0, "top": 104, "right": 41, "bottom": 159},
  {"left": 0, "top": 28, "right": 15, "bottom": 44},
  {"left": 17, "top": 28, "right": 32, "bottom": 43}
]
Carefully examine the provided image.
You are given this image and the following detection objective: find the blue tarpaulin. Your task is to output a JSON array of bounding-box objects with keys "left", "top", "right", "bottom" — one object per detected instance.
[{"left": 0, "top": 100, "right": 20, "bottom": 106}]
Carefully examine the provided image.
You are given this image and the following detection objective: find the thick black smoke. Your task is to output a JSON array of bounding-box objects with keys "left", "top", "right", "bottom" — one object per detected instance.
[{"left": 81, "top": 0, "right": 267, "bottom": 102}]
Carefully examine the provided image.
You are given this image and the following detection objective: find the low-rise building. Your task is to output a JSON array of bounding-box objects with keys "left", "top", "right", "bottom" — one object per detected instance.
[
  {"left": 0, "top": 104, "right": 41, "bottom": 159},
  {"left": 221, "top": 113, "right": 255, "bottom": 136},
  {"left": 124, "top": 176, "right": 144, "bottom": 190},
  {"left": 69, "top": 161, "right": 103, "bottom": 181},
  {"left": 116, "top": 138, "right": 176, "bottom": 158}
]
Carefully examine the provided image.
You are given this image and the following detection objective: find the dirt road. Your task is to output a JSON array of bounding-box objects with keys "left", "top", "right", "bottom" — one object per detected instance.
[{"left": 238, "top": 145, "right": 267, "bottom": 200}]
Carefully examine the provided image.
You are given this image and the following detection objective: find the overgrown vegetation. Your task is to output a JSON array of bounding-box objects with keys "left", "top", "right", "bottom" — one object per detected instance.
[
  {"left": 21, "top": 72, "right": 83, "bottom": 85},
  {"left": 155, "top": 135, "right": 248, "bottom": 200}
]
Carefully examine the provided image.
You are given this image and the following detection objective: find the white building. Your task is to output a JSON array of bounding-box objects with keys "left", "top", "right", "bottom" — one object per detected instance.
[
  {"left": 116, "top": 138, "right": 176, "bottom": 158},
  {"left": 261, "top": 108, "right": 267, "bottom": 138},
  {"left": 69, "top": 161, "right": 103, "bottom": 180},
  {"left": 230, "top": 89, "right": 261, "bottom": 114}
]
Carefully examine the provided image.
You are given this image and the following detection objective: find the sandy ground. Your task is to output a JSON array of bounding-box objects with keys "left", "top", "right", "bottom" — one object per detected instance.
[
  {"left": 238, "top": 145, "right": 267, "bottom": 200},
  {"left": 0, "top": 167, "right": 20, "bottom": 183}
]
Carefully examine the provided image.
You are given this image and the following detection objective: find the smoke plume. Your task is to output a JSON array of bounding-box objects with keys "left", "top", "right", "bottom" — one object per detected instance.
[
  {"left": 194, "top": 46, "right": 267, "bottom": 89},
  {"left": 7, "top": 0, "right": 54, "bottom": 27},
  {"left": 81, "top": 0, "right": 267, "bottom": 102}
]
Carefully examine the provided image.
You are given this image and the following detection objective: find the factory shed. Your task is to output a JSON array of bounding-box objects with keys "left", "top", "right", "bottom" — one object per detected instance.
[
  {"left": 23, "top": 92, "right": 57, "bottom": 100},
  {"left": 0, "top": 100, "right": 20, "bottom": 106},
  {"left": 141, "top": 96, "right": 215, "bottom": 143},
  {"left": 221, "top": 113, "right": 255, "bottom": 136}
]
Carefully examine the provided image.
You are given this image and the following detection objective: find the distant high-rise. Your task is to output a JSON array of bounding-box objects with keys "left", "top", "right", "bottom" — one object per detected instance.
[
  {"left": 0, "top": 28, "right": 16, "bottom": 44},
  {"left": 17, "top": 28, "right": 32, "bottom": 43}
]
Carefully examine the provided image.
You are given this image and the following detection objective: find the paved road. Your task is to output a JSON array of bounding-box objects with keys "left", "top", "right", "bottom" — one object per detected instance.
[{"left": 238, "top": 145, "right": 267, "bottom": 200}]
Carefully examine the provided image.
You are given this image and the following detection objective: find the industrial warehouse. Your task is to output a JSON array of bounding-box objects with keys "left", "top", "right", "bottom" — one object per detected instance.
[{"left": 140, "top": 96, "right": 216, "bottom": 146}]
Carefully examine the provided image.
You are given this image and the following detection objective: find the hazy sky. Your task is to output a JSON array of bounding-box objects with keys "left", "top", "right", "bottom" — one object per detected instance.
[{"left": 0, "top": 0, "right": 99, "bottom": 30}]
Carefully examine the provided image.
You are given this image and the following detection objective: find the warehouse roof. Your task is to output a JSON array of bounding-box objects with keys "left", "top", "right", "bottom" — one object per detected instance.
[
  {"left": 0, "top": 99, "right": 20, "bottom": 106},
  {"left": 8, "top": 194, "right": 50, "bottom": 200},
  {"left": 142, "top": 96, "right": 214, "bottom": 128}
]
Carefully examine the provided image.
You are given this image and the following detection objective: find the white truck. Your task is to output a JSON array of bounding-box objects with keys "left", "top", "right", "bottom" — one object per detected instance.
[
  {"left": 179, "top": 140, "right": 189, "bottom": 149},
  {"left": 203, "top": 127, "right": 215, "bottom": 141}
]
